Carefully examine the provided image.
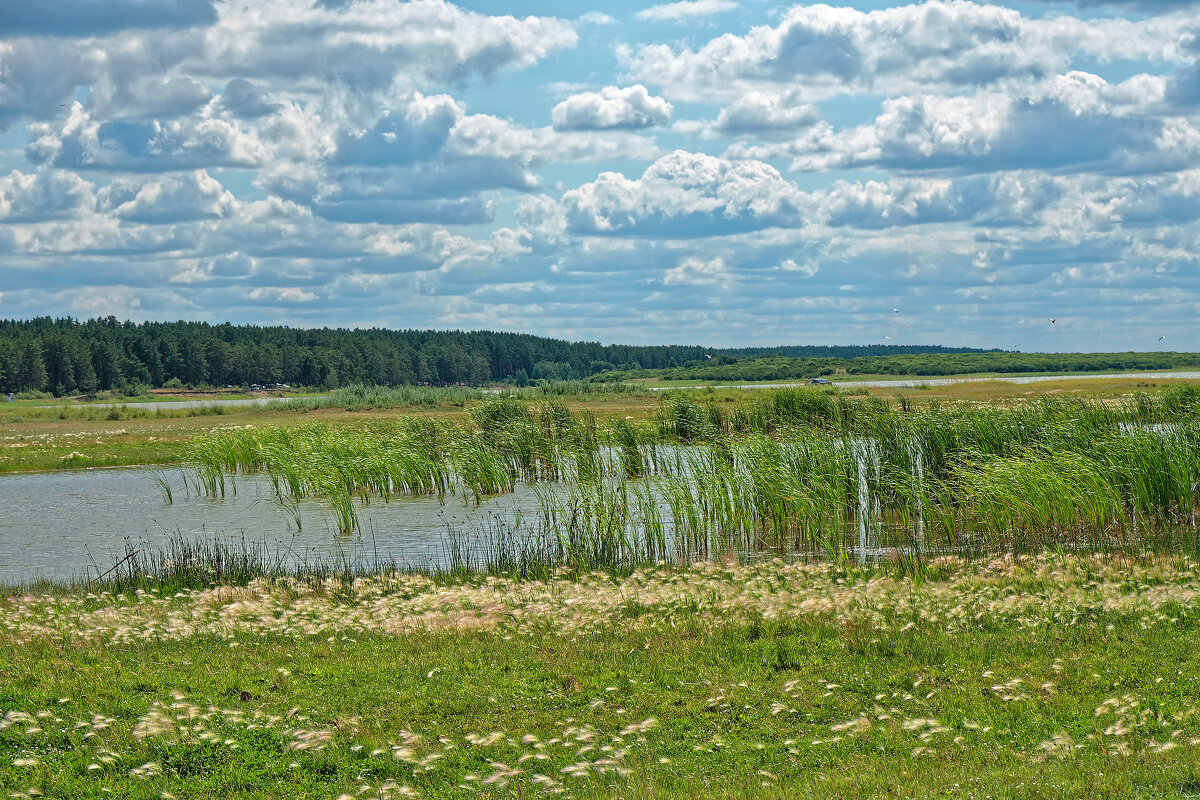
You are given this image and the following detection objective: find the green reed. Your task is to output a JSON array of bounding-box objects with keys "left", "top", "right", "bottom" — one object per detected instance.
[
  {"left": 187, "top": 399, "right": 605, "bottom": 533},
  {"left": 182, "top": 387, "right": 1200, "bottom": 558}
]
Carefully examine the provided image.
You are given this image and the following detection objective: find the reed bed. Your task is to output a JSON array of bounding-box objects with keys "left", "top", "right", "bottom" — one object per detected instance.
[
  {"left": 188, "top": 399, "right": 604, "bottom": 533},
  {"left": 183, "top": 388, "right": 1200, "bottom": 564}
]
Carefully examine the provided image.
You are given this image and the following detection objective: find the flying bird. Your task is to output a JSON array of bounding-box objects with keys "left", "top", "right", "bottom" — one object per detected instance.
[
  {"left": 1159, "top": 336, "right": 1165, "bottom": 341},
  {"left": 883, "top": 336, "right": 892, "bottom": 342},
  {"left": 892, "top": 308, "right": 899, "bottom": 313},
  {"left": 1050, "top": 318, "right": 1056, "bottom": 324}
]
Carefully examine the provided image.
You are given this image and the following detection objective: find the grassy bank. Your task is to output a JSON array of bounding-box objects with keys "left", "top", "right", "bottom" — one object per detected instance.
[
  {"left": 618, "top": 351, "right": 1200, "bottom": 384},
  {"left": 3, "top": 553, "right": 1200, "bottom": 798}
]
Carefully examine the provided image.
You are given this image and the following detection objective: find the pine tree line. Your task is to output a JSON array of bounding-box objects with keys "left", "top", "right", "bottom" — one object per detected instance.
[{"left": 0, "top": 316, "right": 993, "bottom": 396}]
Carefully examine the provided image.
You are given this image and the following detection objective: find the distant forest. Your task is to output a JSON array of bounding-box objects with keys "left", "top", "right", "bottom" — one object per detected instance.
[
  {"left": 0, "top": 316, "right": 998, "bottom": 396},
  {"left": 623, "top": 352, "right": 1200, "bottom": 382}
]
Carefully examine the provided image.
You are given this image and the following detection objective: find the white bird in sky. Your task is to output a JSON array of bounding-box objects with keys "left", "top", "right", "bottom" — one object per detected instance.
[
  {"left": 883, "top": 336, "right": 892, "bottom": 342},
  {"left": 892, "top": 308, "right": 899, "bottom": 313},
  {"left": 1050, "top": 318, "right": 1056, "bottom": 324}
]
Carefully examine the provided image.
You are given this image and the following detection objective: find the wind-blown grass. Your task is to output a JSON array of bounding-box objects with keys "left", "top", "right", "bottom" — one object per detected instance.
[{"left": 7, "top": 551, "right": 1200, "bottom": 799}]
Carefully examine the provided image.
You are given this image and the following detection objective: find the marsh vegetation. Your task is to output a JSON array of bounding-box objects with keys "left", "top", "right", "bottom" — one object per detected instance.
[{"left": 181, "top": 385, "right": 1200, "bottom": 572}]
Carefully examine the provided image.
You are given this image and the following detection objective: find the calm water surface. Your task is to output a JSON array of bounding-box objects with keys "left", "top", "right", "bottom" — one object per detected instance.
[{"left": 0, "top": 468, "right": 544, "bottom": 584}]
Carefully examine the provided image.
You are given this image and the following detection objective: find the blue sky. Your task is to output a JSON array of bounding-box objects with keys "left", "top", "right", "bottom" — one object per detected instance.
[{"left": 1, "top": 0, "right": 1198, "bottom": 351}]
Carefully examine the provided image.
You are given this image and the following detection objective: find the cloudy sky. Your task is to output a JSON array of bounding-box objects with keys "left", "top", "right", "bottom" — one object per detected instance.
[{"left": 1, "top": 0, "right": 1198, "bottom": 351}]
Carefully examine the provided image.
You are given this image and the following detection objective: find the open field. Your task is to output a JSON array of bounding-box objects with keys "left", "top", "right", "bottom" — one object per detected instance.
[
  {"left": 3, "top": 553, "right": 1200, "bottom": 798},
  {"left": 638, "top": 373, "right": 1200, "bottom": 402}
]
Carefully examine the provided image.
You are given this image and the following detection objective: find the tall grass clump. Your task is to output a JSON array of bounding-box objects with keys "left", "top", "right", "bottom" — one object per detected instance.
[
  {"left": 89, "top": 536, "right": 290, "bottom": 593},
  {"left": 1132, "top": 383, "right": 1200, "bottom": 424},
  {"left": 521, "top": 380, "right": 638, "bottom": 397},
  {"left": 468, "top": 397, "right": 601, "bottom": 489},
  {"left": 1091, "top": 426, "right": 1200, "bottom": 529},
  {"left": 189, "top": 421, "right": 454, "bottom": 533},
  {"left": 608, "top": 417, "right": 656, "bottom": 479},
  {"left": 943, "top": 448, "right": 1124, "bottom": 550},
  {"left": 657, "top": 393, "right": 726, "bottom": 442},
  {"left": 535, "top": 480, "right": 669, "bottom": 569}
]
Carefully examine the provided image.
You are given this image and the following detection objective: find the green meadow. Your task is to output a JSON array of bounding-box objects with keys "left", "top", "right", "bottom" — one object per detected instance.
[{"left": 4, "top": 555, "right": 1200, "bottom": 798}]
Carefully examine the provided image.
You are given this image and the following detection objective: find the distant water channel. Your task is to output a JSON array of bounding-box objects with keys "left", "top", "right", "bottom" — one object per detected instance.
[
  {"left": 0, "top": 468, "right": 545, "bottom": 585},
  {"left": 33, "top": 396, "right": 302, "bottom": 412}
]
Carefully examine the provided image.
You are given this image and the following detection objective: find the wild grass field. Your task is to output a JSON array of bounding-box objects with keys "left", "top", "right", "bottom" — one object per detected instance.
[{"left": 4, "top": 554, "right": 1200, "bottom": 798}]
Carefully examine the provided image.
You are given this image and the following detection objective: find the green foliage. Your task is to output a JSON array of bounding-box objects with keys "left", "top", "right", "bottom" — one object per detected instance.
[{"left": 10, "top": 315, "right": 1182, "bottom": 398}]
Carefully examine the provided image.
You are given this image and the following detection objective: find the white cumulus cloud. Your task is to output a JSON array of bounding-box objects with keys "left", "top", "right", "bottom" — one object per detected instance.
[
  {"left": 711, "top": 92, "right": 822, "bottom": 139},
  {"left": 636, "top": 1, "right": 739, "bottom": 22},
  {"left": 0, "top": 170, "right": 95, "bottom": 222},
  {"left": 663, "top": 255, "right": 731, "bottom": 286},
  {"left": 99, "top": 170, "right": 235, "bottom": 223},
  {"left": 563, "top": 150, "right": 806, "bottom": 237},
  {"left": 623, "top": 2, "right": 1192, "bottom": 102},
  {"left": 730, "top": 73, "right": 1196, "bottom": 175},
  {"left": 249, "top": 286, "right": 319, "bottom": 303},
  {"left": 552, "top": 85, "right": 673, "bottom": 130}
]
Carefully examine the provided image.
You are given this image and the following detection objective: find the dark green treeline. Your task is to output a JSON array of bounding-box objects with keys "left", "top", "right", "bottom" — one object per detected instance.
[{"left": 0, "top": 316, "right": 992, "bottom": 395}]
